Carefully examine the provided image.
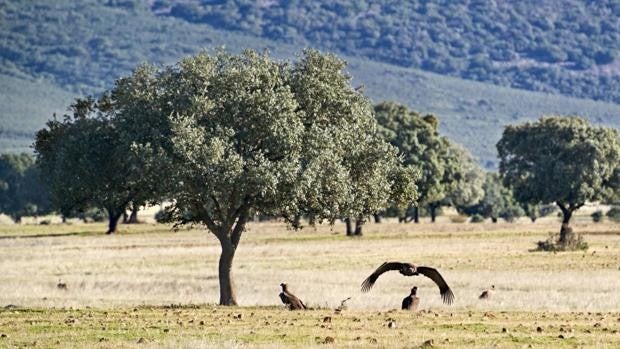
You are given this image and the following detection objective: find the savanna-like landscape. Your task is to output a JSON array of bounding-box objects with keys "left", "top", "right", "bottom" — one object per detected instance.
[
  {"left": 1, "top": 217, "right": 619, "bottom": 348},
  {"left": 1, "top": 1, "right": 620, "bottom": 348}
]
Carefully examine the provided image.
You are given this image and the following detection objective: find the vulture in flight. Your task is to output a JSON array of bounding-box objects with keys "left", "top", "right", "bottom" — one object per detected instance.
[
  {"left": 402, "top": 286, "right": 420, "bottom": 311},
  {"left": 361, "top": 262, "right": 454, "bottom": 305},
  {"left": 279, "top": 283, "right": 306, "bottom": 310}
]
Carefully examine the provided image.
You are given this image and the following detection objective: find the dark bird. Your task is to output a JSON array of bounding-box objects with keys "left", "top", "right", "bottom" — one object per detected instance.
[
  {"left": 279, "top": 283, "right": 306, "bottom": 310},
  {"left": 57, "top": 279, "right": 67, "bottom": 290},
  {"left": 479, "top": 285, "right": 495, "bottom": 299},
  {"left": 361, "top": 262, "right": 454, "bottom": 305},
  {"left": 402, "top": 286, "right": 420, "bottom": 311}
]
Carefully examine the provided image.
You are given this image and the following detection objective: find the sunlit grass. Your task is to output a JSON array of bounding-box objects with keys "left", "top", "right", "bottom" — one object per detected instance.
[{"left": 0, "top": 219, "right": 619, "bottom": 347}]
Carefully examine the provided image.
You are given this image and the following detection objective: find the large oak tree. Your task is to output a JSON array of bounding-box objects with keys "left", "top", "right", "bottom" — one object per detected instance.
[
  {"left": 156, "top": 50, "right": 417, "bottom": 305},
  {"left": 497, "top": 116, "right": 619, "bottom": 246}
]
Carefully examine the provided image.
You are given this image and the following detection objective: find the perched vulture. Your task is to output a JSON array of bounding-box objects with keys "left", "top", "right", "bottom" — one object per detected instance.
[
  {"left": 479, "top": 285, "right": 495, "bottom": 299},
  {"left": 402, "top": 286, "right": 420, "bottom": 311},
  {"left": 361, "top": 262, "right": 454, "bottom": 305},
  {"left": 279, "top": 283, "right": 306, "bottom": 310}
]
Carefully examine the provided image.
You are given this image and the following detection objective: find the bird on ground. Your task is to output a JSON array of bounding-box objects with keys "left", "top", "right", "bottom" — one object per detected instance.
[
  {"left": 57, "top": 279, "right": 67, "bottom": 290},
  {"left": 402, "top": 286, "right": 420, "bottom": 311},
  {"left": 279, "top": 283, "right": 306, "bottom": 310},
  {"left": 479, "top": 285, "right": 495, "bottom": 299},
  {"left": 361, "top": 262, "right": 454, "bottom": 305}
]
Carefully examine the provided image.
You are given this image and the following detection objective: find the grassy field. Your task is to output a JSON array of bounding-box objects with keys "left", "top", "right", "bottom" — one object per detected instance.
[{"left": 0, "top": 219, "right": 619, "bottom": 347}]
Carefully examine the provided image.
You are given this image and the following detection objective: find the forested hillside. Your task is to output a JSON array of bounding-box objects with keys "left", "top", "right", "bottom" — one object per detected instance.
[
  {"left": 158, "top": 0, "right": 620, "bottom": 103},
  {"left": 1, "top": 0, "right": 619, "bottom": 168}
]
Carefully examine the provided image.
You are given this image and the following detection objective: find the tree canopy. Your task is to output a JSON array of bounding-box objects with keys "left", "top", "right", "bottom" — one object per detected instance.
[
  {"left": 34, "top": 96, "right": 161, "bottom": 233},
  {"left": 497, "top": 116, "right": 620, "bottom": 246},
  {"left": 375, "top": 102, "right": 482, "bottom": 222},
  {"left": 0, "top": 153, "right": 50, "bottom": 222},
  {"left": 460, "top": 172, "right": 524, "bottom": 223},
  {"left": 140, "top": 50, "right": 417, "bottom": 304}
]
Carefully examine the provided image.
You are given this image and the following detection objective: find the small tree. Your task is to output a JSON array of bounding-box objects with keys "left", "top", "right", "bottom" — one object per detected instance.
[
  {"left": 0, "top": 153, "right": 51, "bottom": 222},
  {"left": 461, "top": 172, "right": 523, "bottom": 222},
  {"left": 498, "top": 116, "right": 620, "bottom": 248},
  {"left": 35, "top": 98, "right": 153, "bottom": 234},
  {"left": 435, "top": 143, "right": 485, "bottom": 221},
  {"left": 375, "top": 103, "right": 449, "bottom": 223},
  {"left": 159, "top": 50, "right": 417, "bottom": 305}
]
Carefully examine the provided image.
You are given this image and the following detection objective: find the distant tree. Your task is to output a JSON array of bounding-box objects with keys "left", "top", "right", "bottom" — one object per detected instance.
[
  {"left": 461, "top": 172, "right": 523, "bottom": 223},
  {"left": 498, "top": 116, "right": 620, "bottom": 248},
  {"left": 431, "top": 143, "right": 485, "bottom": 222},
  {"left": 521, "top": 203, "right": 556, "bottom": 222},
  {"left": 157, "top": 50, "right": 417, "bottom": 305},
  {"left": 447, "top": 146, "right": 486, "bottom": 214},
  {"left": 34, "top": 97, "right": 157, "bottom": 234},
  {"left": 375, "top": 103, "right": 447, "bottom": 223},
  {"left": 0, "top": 153, "right": 50, "bottom": 222}
]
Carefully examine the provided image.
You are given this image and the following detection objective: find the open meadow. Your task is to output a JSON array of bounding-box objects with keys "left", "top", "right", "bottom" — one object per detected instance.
[{"left": 0, "top": 218, "right": 619, "bottom": 348}]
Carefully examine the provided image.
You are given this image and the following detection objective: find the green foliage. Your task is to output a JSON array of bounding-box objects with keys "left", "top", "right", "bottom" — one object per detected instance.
[
  {"left": 498, "top": 116, "right": 620, "bottom": 211},
  {"left": 591, "top": 210, "right": 603, "bottom": 223},
  {"left": 3, "top": 1, "right": 620, "bottom": 170},
  {"left": 499, "top": 116, "right": 619, "bottom": 249},
  {"left": 126, "top": 49, "right": 418, "bottom": 304},
  {"left": 375, "top": 101, "right": 485, "bottom": 221},
  {"left": 375, "top": 102, "right": 446, "bottom": 208},
  {"left": 606, "top": 207, "right": 620, "bottom": 222},
  {"left": 521, "top": 203, "right": 556, "bottom": 222},
  {"left": 79, "top": 207, "right": 107, "bottom": 223},
  {"left": 158, "top": 0, "right": 620, "bottom": 104},
  {"left": 33, "top": 97, "right": 157, "bottom": 233},
  {"left": 0, "top": 153, "right": 51, "bottom": 221},
  {"left": 470, "top": 214, "right": 485, "bottom": 223},
  {"left": 461, "top": 172, "right": 524, "bottom": 222},
  {"left": 160, "top": 50, "right": 417, "bottom": 228}
]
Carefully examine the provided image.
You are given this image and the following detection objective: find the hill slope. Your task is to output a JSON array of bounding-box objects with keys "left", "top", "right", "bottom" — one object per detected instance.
[
  {"left": 0, "top": 0, "right": 619, "bottom": 168},
  {"left": 3, "top": 0, "right": 618, "bottom": 103}
]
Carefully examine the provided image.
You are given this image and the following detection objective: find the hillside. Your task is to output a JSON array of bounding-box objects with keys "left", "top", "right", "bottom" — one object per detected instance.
[
  {"left": 1, "top": 0, "right": 619, "bottom": 168},
  {"left": 0, "top": 74, "right": 74, "bottom": 153}
]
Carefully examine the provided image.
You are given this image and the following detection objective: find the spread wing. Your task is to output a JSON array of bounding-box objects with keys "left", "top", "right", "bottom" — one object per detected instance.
[
  {"left": 416, "top": 266, "right": 454, "bottom": 305},
  {"left": 361, "top": 262, "right": 406, "bottom": 292}
]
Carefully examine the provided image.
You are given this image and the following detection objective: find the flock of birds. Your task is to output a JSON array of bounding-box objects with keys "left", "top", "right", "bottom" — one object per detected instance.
[{"left": 280, "top": 261, "right": 494, "bottom": 310}]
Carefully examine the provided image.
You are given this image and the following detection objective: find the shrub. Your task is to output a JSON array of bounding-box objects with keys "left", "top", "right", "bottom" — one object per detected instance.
[
  {"left": 154, "top": 209, "right": 170, "bottom": 224},
  {"left": 534, "top": 226, "right": 588, "bottom": 252},
  {"left": 470, "top": 214, "right": 485, "bottom": 223},
  {"left": 450, "top": 215, "right": 468, "bottom": 223},
  {"left": 80, "top": 208, "right": 106, "bottom": 222},
  {"left": 606, "top": 207, "right": 620, "bottom": 222},
  {"left": 591, "top": 210, "right": 603, "bottom": 222}
]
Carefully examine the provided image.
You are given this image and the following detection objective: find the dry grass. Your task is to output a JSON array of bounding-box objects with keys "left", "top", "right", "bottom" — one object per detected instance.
[{"left": 0, "top": 220, "right": 619, "bottom": 347}]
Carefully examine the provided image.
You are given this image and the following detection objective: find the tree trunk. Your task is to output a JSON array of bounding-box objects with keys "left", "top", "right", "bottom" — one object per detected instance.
[
  {"left": 413, "top": 207, "right": 420, "bottom": 223},
  {"left": 557, "top": 202, "right": 574, "bottom": 245},
  {"left": 106, "top": 211, "right": 122, "bottom": 234},
  {"left": 354, "top": 216, "right": 364, "bottom": 236},
  {"left": 345, "top": 218, "right": 354, "bottom": 236},
  {"left": 429, "top": 205, "right": 437, "bottom": 223},
  {"left": 122, "top": 211, "right": 128, "bottom": 224},
  {"left": 61, "top": 215, "right": 67, "bottom": 223},
  {"left": 373, "top": 214, "right": 381, "bottom": 224},
  {"left": 491, "top": 217, "right": 498, "bottom": 223},
  {"left": 530, "top": 217, "right": 537, "bottom": 223},
  {"left": 128, "top": 204, "right": 139, "bottom": 224},
  {"left": 218, "top": 237, "right": 237, "bottom": 306}
]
